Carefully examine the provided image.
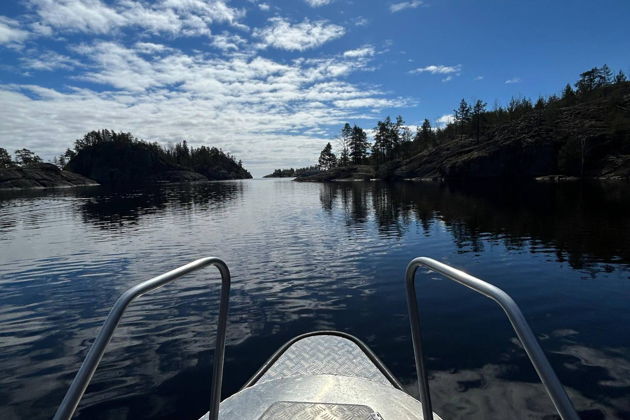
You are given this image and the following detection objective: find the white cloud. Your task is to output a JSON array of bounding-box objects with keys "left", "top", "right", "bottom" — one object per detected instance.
[
  {"left": 26, "top": 0, "right": 245, "bottom": 38},
  {"left": 0, "top": 16, "right": 30, "bottom": 45},
  {"left": 352, "top": 17, "right": 369, "bottom": 27},
  {"left": 435, "top": 114, "right": 454, "bottom": 128},
  {"left": 390, "top": 0, "right": 423, "bottom": 13},
  {"left": 343, "top": 45, "right": 375, "bottom": 58},
  {"left": 21, "top": 51, "right": 83, "bottom": 70},
  {"left": 258, "top": 3, "right": 270, "bottom": 11},
  {"left": 505, "top": 77, "right": 522, "bottom": 84},
  {"left": 0, "top": 41, "right": 406, "bottom": 176},
  {"left": 254, "top": 17, "right": 345, "bottom": 51},
  {"left": 211, "top": 32, "right": 246, "bottom": 51},
  {"left": 410, "top": 64, "right": 461, "bottom": 75},
  {"left": 304, "top": 0, "right": 333, "bottom": 6},
  {"left": 134, "top": 42, "right": 173, "bottom": 54}
]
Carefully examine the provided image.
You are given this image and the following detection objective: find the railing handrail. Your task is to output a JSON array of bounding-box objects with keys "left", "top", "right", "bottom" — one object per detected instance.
[
  {"left": 406, "top": 257, "right": 579, "bottom": 420},
  {"left": 53, "top": 257, "right": 231, "bottom": 420}
]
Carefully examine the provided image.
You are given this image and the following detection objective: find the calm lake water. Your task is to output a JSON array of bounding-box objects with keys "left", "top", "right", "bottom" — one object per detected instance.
[{"left": 1, "top": 179, "right": 629, "bottom": 420}]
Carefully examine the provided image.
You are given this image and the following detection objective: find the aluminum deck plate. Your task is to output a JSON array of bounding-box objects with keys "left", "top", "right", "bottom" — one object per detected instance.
[
  {"left": 256, "top": 334, "right": 392, "bottom": 387},
  {"left": 200, "top": 334, "right": 440, "bottom": 420}
]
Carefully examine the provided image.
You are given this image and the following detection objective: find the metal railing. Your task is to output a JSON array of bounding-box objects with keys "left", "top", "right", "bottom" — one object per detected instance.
[
  {"left": 405, "top": 257, "right": 579, "bottom": 420},
  {"left": 53, "top": 257, "right": 231, "bottom": 420}
]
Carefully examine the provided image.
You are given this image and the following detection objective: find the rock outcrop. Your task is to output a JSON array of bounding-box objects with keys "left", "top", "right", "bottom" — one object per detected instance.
[
  {"left": 0, "top": 163, "right": 98, "bottom": 190},
  {"left": 395, "top": 84, "right": 630, "bottom": 180}
]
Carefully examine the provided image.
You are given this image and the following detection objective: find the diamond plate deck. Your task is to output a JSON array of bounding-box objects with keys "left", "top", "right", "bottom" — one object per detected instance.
[
  {"left": 257, "top": 334, "right": 391, "bottom": 386},
  {"left": 260, "top": 402, "right": 382, "bottom": 420}
]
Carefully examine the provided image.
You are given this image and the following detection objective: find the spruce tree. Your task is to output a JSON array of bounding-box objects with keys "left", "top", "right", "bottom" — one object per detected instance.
[
  {"left": 349, "top": 125, "right": 369, "bottom": 164},
  {"left": 318, "top": 142, "right": 337, "bottom": 170},
  {"left": 0, "top": 147, "right": 13, "bottom": 168}
]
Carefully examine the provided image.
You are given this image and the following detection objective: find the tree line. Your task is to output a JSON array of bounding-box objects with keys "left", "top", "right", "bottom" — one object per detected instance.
[
  {"left": 0, "top": 148, "right": 43, "bottom": 168},
  {"left": 316, "top": 64, "right": 628, "bottom": 172},
  {"left": 1, "top": 129, "right": 248, "bottom": 176}
]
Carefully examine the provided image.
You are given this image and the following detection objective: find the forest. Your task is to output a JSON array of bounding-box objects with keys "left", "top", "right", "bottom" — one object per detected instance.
[{"left": 300, "top": 64, "right": 629, "bottom": 179}]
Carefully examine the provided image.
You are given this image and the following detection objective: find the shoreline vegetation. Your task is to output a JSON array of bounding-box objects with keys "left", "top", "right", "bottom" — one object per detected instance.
[
  {"left": 1, "top": 130, "right": 251, "bottom": 190},
  {"left": 267, "top": 65, "right": 630, "bottom": 183}
]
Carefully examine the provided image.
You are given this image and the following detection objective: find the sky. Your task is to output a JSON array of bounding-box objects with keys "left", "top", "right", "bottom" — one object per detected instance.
[{"left": 0, "top": 0, "right": 629, "bottom": 177}]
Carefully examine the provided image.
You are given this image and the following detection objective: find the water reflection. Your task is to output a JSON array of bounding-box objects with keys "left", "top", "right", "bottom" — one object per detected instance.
[
  {"left": 319, "top": 180, "right": 630, "bottom": 268},
  {"left": 78, "top": 182, "right": 244, "bottom": 230},
  {"left": 0, "top": 179, "right": 629, "bottom": 420}
]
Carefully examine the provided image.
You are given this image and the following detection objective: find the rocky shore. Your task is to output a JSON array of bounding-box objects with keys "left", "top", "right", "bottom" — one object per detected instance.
[{"left": 0, "top": 163, "right": 98, "bottom": 190}]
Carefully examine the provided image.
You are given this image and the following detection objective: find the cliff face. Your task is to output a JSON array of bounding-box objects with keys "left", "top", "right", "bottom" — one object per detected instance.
[
  {"left": 396, "top": 84, "right": 630, "bottom": 179},
  {"left": 0, "top": 163, "right": 98, "bottom": 190}
]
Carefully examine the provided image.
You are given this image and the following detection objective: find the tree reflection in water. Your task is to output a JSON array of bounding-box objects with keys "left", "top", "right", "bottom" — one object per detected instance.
[{"left": 318, "top": 180, "right": 630, "bottom": 269}]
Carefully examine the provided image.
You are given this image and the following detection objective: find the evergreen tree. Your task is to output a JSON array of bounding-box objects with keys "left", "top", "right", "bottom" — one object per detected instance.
[
  {"left": 454, "top": 99, "right": 471, "bottom": 137},
  {"left": 601, "top": 64, "right": 613, "bottom": 83},
  {"left": 614, "top": 70, "right": 627, "bottom": 84},
  {"left": 562, "top": 83, "right": 576, "bottom": 104},
  {"left": 337, "top": 123, "right": 352, "bottom": 167},
  {"left": 0, "top": 147, "right": 14, "bottom": 168},
  {"left": 534, "top": 96, "right": 546, "bottom": 110},
  {"left": 372, "top": 116, "right": 401, "bottom": 161},
  {"left": 415, "top": 119, "right": 433, "bottom": 148},
  {"left": 349, "top": 125, "right": 369, "bottom": 164},
  {"left": 318, "top": 142, "right": 337, "bottom": 170},
  {"left": 575, "top": 66, "right": 610, "bottom": 93},
  {"left": 14, "top": 148, "right": 42, "bottom": 166},
  {"left": 472, "top": 100, "right": 487, "bottom": 143}
]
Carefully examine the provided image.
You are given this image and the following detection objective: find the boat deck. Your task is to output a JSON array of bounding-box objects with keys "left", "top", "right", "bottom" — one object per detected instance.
[{"left": 201, "top": 333, "right": 441, "bottom": 420}]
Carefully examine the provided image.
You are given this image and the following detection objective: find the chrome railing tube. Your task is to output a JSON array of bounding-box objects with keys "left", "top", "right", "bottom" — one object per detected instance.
[
  {"left": 53, "top": 257, "right": 231, "bottom": 420},
  {"left": 405, "top": 257, "right": 579, "bottom": 420}
]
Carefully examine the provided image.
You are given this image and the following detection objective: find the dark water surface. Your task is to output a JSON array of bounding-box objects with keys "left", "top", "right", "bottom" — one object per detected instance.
[{"left": 1, "top": 179, "right": 629, "bottom": 419}]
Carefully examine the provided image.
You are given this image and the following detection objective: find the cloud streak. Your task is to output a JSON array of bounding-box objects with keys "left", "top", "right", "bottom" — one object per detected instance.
[
  {"left": 254, "top": 17, "right": 345, "bottom": 51},
  {"left": 390, "top": 0, "right": 423, "bottom": 13},
  {"left": 410, "top": 64, "right": 462, "bottom": 75}
]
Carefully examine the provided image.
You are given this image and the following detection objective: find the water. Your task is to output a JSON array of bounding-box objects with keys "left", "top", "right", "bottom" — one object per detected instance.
[{"left": 0, "top": 179, "right": 629, "bottom": 420}]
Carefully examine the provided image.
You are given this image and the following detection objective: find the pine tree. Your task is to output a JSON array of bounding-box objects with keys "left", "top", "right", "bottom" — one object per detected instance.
[
  {"left": 614, "top": 70, "right": 627, "bottom": 84},
  {"left": 416, "top": 119, "right": 433, "bottom": 148},
  {"left": 349, "top": 125, "right": 369, "bottom": 164},
  {"left": 337, "top": 123, "right": 352, "bottom": 167},
  {"left": 318, "top": 142, "right": 337, "bottom": 170},
  {"left": 562, "top": 83, "right": 576, "bottom": 104},
  {"left": 601, "top": 64, "right": 613, "bottom": 83},
  {"left": 454, "top": 99, "right": 471, "bottom": 137},
  {"left": 0, "top": 147, "right": 13, "bottom": 168},
  {"left": 14, "top": 148, "right": 42, "bottom": 166},
  {"left": 534, "top": 96, "right": 546, "bottom": 110},
  {"left": 472, "top": 100, "right": 487, "bottom": 143}
]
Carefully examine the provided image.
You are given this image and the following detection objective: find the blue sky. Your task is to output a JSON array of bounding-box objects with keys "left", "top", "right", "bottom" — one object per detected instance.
[{"left": 1, "top": 0, "right": 629, "bottom": 176}]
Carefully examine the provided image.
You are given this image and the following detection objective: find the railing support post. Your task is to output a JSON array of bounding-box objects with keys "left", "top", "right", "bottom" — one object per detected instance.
[
  {"left": 53, "top": 257, "right": 231, "bottom": 420},
  {"left": 405, "top": 257, "right": 579, "bottom": 420}
]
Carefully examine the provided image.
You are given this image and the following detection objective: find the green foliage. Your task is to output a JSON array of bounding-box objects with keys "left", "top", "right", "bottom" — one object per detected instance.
[
  {"left": 14, "top": 148, "right": 42, "bottom": 166},
  {"left": 372, "top": 115, "right": 408, "bottom": 162},
  {"left": 349, "top": 125, "right": 369, "bottom": 164},
  {"left": 266, "top": 165, "right": 321, "bottom": 178},
  {"left": 0, "top": 147, "right": 14, "bottom": 168},
  {"left": 65, "top": 129, "right": 251, "bottom": 182},
  {"left": 318, "top": 142, "right": 337, "bottom": 170},
  {"left": 454, "top": 99, "right": 471, "bottom": 136},
  {"left": 413, "top": 118, "right": 434, "bottom": 152},
  {"left": 315, "top": 63, "right": 629, "bottom": 178}
]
